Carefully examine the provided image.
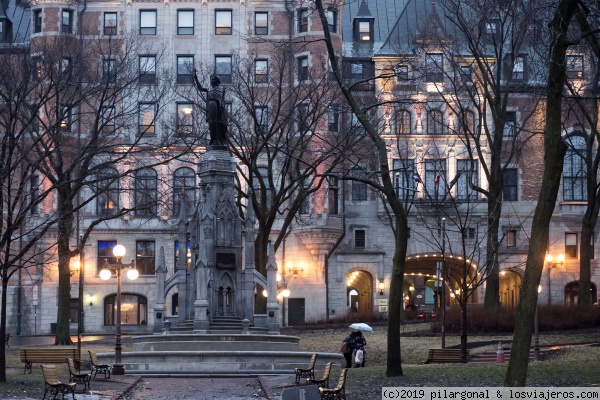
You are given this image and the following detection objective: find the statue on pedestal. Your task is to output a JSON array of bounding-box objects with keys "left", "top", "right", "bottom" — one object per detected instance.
[{"left": 193, "top": 71, "right": 228, "bottom": 148}]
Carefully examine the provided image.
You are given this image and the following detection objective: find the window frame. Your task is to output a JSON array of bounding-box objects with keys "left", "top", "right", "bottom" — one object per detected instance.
[
  {"left": 215, "top": 9, "right": 232, "bottom": 35},
  {"left": 396, "top": 109, "right": 411, "bottom": 135},
  {"left": 393, "top": 159, "right": 416, "bottom": 200},
  {"left": 298, "top": 8, "right": 309, "bottom": 33},
  {"left": 136, "top": 240, "right": 156, "bottom": 275},
  {"left": 135, "top": 168, "right": 158, "bottom": 216},
  {"left": 354, "top": 229, "right": 366, "bottom": 248},
  {"left": 102, "top": 57, "right": 117, "bottom": 83},
  {"left": 425, "top": 53, "right": 444, "bottom": 83},
  {"left": 139, "top": 55, "right": 156, "bottom": 85},
  {"left": 425, "top": 159, "right": 446, "bottom": 201},
  {"left": 254, "top": 59, "right": 269, "bottom": 83},
  {"left": 96, "top": 168, "right": 119, "bottom": 216},
  {"left": 503, "top": 111, "right": 517, "bottom": 139},
  {"left": 354, "top": 18, "right": 372, "bottom": 41},
  {"left": 563, "top": 135, "right": 587, "bottom": 201},
  {"left": 100, "top": 106, "right": 116, "bottom": 134},
  {"left": 176, "top": 55, "right": 194, "bottom": 84},
  {"left": 427, "top": 109, "right": 444, "bottom": 135},
  {"left": 104, "top": 12, "right": 117, "bottom": 35},
  {"left": 566, "top": 55, "right": 584, "bottom": 79},
  {"left": 59, "top": 105, "right": 73, "bottom": 132},
  {"left": 255, "top": 106, "right": 269, "bottom": 135},
  {"left": 297, "top": 55, "right": 309, "bottom": 81},
  {"left": 396, "top": 65, "right": 408, "bottom": 81},
  {"left": 351, "top": 168, "right": 367, "bottom": 201},
  {"left": 34, "top": 10, "right": 42, "bottom": 33},
  {"left": 506, "top": 229, "right": 517, "bottom": 248},
  {"left": 139, "top": 10, "right": 157, "bottom": 35},
  {"left": 104, "top": 293, "right": 147, "bottom": 325},
  {"left": 255, "top": 12, "right": 268, "bottom": 35},
  {"left": 177, "top": 10, "right": 194, "bottom": 35},
  {"left": 327, "top": 105, "right": 339, "bottom": 132},
  {"left": 61, "top": 9, "right": 73, "bottom": 34},
  {"left": 97, "top": 240, "right": 118, "bottom": 272},
  {"left": 327, "top": 10, "right": 337, "bottom": 33},
  {"left": 512, "top": 55, "right": 525, "bottom": 81},
  {"left": 456, "top": 159, "right": 479, "bottom": 201},
  {"left": 173, "top": 168, "right": 196, "bottom": 216},
  {"left": 328, "top": 176, "right": 339, "bottom": 214},
  {"left": 215, "top": 55, "right": 232, "bottom": 83},
  {"left": 565, "top": 232, "right": 578, "bottom": 259},
  {"left": 138, "top": 102, "right": 156, "bottom": 136},
  {"left": 502, "top": 168, "right": 518, "bottom": 201},
  {"left": 176, "top": 103, "right": 194, "bottom": 136}
]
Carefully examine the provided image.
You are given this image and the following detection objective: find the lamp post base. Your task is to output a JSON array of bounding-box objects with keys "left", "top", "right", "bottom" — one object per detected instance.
[{"left": 112, "top": 364, "right": 125, "bottom": 375}]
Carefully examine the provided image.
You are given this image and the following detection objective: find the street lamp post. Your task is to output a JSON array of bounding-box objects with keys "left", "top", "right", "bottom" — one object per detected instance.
[
  {"left": 100, "top": 244, "right": 138, "bottom": 375},
  {"left": 441, "top": 217, "right": 446, "bottom": 349},
  {"left": 534, "top": 284, "right": 542, "bottom": 362}
]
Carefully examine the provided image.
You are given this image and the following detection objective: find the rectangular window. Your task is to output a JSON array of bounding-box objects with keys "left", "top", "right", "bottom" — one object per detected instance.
[
  {"left": 393, "top": 159, "right": 416, "bottom": 200},
  {"left": 215, "top": 10, "right": 232, "bottom": 35},
  {"left": 507, "top": 229, "right": 517, "bottom": 248},
  {"left": 177, "top": 10, "right": 194, "bottom": 35},
  {"left": 34, "top": 10, "right": 42, "bottom": 33},
  {"left": 215, "top": 55, "right": 232, "bottom": 83},
  {"left": 299, "top": 177, "right": 311, "bottom": 214},
  {"left": 513, "top": 56, "right": 525, "bottom": 81},
  {"left": 328, "top": 177, "right": 339, "bottom": 215},
  {"left": 297, "top": 56, "right": 309, "bottom": 81},
  {"left": 351, "top": 168, "right": 367, "bottom": 201},
  {"left": 139, "top": 56, "right": 156, "bottom": 84},
  {"left": 565, "top": 232, "right": 578, "bottom": 259},
  {"left": 503, "top": 168, "right": 518, "bottom": 201},
  {"left": 101, "top": 106, "right": 115, "bottom": 134},
  {"left": 354, "top": 230, "right": 366, "bottom": 248},
  {"left": 425, "top": 159, "right": 445, "bottom": 202},
  {"left": 297, "top": 104, "right": 309, "bottom": 133},
  {"left": 174, "top": 240, "right": 192, "bottom": 272},
  {"left": 327, "top": 105, "right": 339, "bottom": 132},
  {"left": 327, "top": 10, "right": 337, "bottom": 33},
  {"left": 396, "top": 110, "right": 411, "bottom": 135},
  {"left": 136, "top": 241, "right": 156, "bottom": 275},
  {"left": 396, "top": 65, "right": 408, "bottom": 81},
  {"left": 140, "top": 10, "right": 157, "bottom": 35},
  {"left": 104, "top": 12, "right": 117, "bottom": 35},
  {"left": 96, "top": 168, "right": 119, "bottom": 215},
  {"left": 462, "top": 227, "right": 476, "bottom": 240},
  {"left": 354, "top": 19, "right": 372, "bottom": 41},
  {"left": 97, "top": 240, "right": 117, "bottom": 272},
  {"left": 485, "top": 20, "right": 499, "bottom": 43},
  {"left": 139, "top": 103, "right": 156, "bottom": 135},
  {"left": 255, "top": 59, "right": 268, "bottom": 83},
  {"left": 456, "top": 160, "right": 478, "bottom": 201},
  {"left": 351, "top": 112, "right": 365, "bottom": 136},
  {"left": 102, "top": 58, "right": 117, "bottom": 83},
  {"left": 566, "top": 55, "right": 584, "bottom": 79},
  {"left": 255, "top": 106, "right": 268, "bottom": 134},
  {"left": 563, "top": 136, "right": 587, "bottom": 201},
  {"left": 177, "top": 56, "right": 194, "bottom": 84},
  {"left": 343, "top": 60, "right": 375, "bottom": 83},
  {"left": 30, "top": 175, "right": 39, "bottom": 214},
  {"left": 503, "top": 111, "right": 517, "bottom": 138},
  {"left": 426, "top": 53, "right": 443, "bottom": 82},
  {"left": 62, "top": 10, "right": 73, "bottom": 34},
  {"left": 255, "top": 12, "right": 268, "bottom": 35},
  {"left": 60, "top": 57, "right": 71, "bottom": 74},
  {"left": 298, "top": 8, "right": 308, "bottom": 33},
  {"left": 177, "top": 103, "right": 194, "bottom": 136},
  {"left": 460, "top": 65, "right": 472, "bottom": 82}
]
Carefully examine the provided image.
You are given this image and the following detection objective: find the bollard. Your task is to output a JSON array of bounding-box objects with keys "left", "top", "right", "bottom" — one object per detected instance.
[{"left": 496, "top": 341, "right": 505, "bottom": 363}]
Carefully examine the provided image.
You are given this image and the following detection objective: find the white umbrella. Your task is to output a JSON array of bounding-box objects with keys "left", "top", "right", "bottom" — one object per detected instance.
[{"left": 349, "top": 322, "right": 373, "bottom": 333}]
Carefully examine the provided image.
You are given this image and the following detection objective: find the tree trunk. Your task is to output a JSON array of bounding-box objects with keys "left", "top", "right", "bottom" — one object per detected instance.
[
  {"left": 386, "top": 215, "right": 408, "bottom": 377},
  {"left": 578, "top": 214, "right": 596, "bottom": 305},
  {"left": 55, "top": 188, "right": 75, "bottom": 345},
  {"left": 504, "top": 0, "right": 575, "bottom": 386},
  {"left": 460, "top": 303, "right": 468, "bottom": 363},
  {"left": 484, "top": 186, "right": 502, "bottom": 310},
  {"left": 0, "top": 276, "right": 8, "bottom": 382}
]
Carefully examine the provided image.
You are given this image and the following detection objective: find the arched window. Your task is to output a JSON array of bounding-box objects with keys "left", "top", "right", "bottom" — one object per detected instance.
[
  {"left": 564, "top": 281, "right": 597, "bottom": 305},
  {"left": 104, "top": 293, "right": 147, "bottom": 325},
  {"left": 563, "top": 135, "right": 587, "bottom": 201},
  {"left": 135, "top": 168, "right": 158, "bottom": 215},
  {"left": 396, "top": 110, "right": 411, "bottom": 135},
  {"left": 427, "top": 109, "right": 443, "bottom": 135},
  {"left": 96, "top": 168, "right": 119, "bottom": 215},
  {"left": 173, "top": 167, "right": 196, "bottom": 216},
  {"left": 459, "top": 110, "right": 476, "bottom": 135}
]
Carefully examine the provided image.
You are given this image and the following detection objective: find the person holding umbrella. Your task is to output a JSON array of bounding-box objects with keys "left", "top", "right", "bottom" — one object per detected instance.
[
  {"left": 341, "top": 331, "right": 356, "bottom": 368},
  {"left": 353, "top": 331, "right": 367, "bottom": 367}
]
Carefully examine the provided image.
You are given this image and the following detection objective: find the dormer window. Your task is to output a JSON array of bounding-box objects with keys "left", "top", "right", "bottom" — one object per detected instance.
[
  {"left": 354, "top": 19, "right": 373, "bottom": 41},
  {"left": 425, "top": 53, "right": 443, "bottom": 82},
  {"left": 566, "top": 55, "right": 584, "bottom": 79}
]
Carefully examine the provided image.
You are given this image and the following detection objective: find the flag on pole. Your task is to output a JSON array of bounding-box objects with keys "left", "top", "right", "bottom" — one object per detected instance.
[
  {"left": 411, "top": 173, "right": 422, "bottom": 183},
  {"left": 448, "top": 171, "right": 462, "bottom": 189},
  {"left": 434, "top": 173, "right": 441, "bottom": 186}
]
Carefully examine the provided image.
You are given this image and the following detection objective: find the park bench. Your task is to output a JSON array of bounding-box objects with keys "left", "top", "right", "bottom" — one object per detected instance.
[
  {"left": 319, "top": 368, "right": 348, "bottom": 400},
  {"left": 307, "top": 362, "right": 332, "bottom": 388},
  {"left": 423, "top": 348, "right": 469, "bottom": 364},
  {"left": 67, "top": 357, "right": 91, "bottom": 391},
  {"left": 4, "top": 333, "right": 9, "bottom": 348},
  {"left": 89, "top": 350, "right": 112, "bottom": 379},
  {"left": 295, "top": 353, "right": 317, "bottom": 384},
  {"left": 20, "top": 348, "right": 80, "bottom": 374},
  {"left": 41, "top": 364, "right": 76, "bottom": 400}
]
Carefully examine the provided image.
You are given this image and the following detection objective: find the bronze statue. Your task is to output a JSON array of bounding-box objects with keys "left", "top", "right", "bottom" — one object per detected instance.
[{"left": 193, "top": 71, "right": 228, "bottom": 147}]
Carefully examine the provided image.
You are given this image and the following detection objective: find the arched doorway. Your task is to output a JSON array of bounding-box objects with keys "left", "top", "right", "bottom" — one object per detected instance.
[
  {"left": 216, "top": 272, "right": 235, "bottom": 316},
  {"left": 499, "top": 268, "right": 523, "bottom": 308},
  {"left": 346, "top": 270, "right": 373, "bottom": 315},
  {"left": 565, "top": 281, "right": 598, "bottom": 305}
]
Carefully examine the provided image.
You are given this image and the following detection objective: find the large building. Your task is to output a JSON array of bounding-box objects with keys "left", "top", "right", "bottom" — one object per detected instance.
[{"left": 1, "top": 0, "right": 598, "bottom": 337}]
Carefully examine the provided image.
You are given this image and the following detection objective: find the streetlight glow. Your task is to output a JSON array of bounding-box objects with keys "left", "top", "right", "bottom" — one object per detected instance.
[{"left": 113, "top": 244, "right": 126, "bottom": 258}]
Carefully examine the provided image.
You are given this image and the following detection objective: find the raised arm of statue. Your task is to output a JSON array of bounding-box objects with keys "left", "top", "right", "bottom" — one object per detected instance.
[{"left": 193, "top": 69, "right": 207, "bottom": 93}]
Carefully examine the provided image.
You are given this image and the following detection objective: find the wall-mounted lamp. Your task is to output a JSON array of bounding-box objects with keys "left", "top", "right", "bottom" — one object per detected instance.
[
  {"left": 378, "top": 279, "right": 385, "bottom": 295},
  {"left": 88, "top": 295, "right": 94, "bottom": 307},
  {"left": 545, "top": 253, "right": 565, "bottom": 266},
  {"left": 288, "top": 261, "right": 305, "bottom": 275},
  {"left": 70, "top": 259, "right": 81, "bottom": 276}
]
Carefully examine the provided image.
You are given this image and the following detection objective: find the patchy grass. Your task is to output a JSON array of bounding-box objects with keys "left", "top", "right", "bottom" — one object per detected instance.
[{"left": 1, "top": 325, "right": 599, "bottom": 399}]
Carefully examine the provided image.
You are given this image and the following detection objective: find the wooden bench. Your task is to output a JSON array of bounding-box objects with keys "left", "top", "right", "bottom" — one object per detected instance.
[
  {"left": 20, "top": 348, "right": 80, "bottom": 374},
  {"left": 307, "top": 362, "right": 332, "bottom": 388},
  {"left": 4, "top": 333, "right": 9, "bottom": 348},
  {"left": 423, "top": 348, "right": 469, "bottom": 364},
  {"left": 295, "top": 354, "right": 317, "bottom": 384},
  {"left": 41, "top": 364, "right": 76, "bottom": 400},
  {"left": 89, "top": 350, "right": 112, "bottom": 379},
  {"left": 319, "top": 368, "right": 348, "bottom": 400},
  {"left": 67, "top": 357, "right": 91, "bottom": 392}
]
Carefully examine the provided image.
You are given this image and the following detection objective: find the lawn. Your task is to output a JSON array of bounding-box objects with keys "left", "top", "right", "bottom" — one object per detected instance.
[{"left": 1, "top": 323, "right": 599, "bottom": 399}]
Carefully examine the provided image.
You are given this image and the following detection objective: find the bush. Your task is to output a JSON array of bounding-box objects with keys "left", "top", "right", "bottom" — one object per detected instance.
[{"left": 432, "top": 304, "right": 600, "bottom": 333}]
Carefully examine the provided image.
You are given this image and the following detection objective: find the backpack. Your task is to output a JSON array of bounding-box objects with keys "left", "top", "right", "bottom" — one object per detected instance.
[{"left": 340, "top": 341, "right": 350, "bottom": 353}]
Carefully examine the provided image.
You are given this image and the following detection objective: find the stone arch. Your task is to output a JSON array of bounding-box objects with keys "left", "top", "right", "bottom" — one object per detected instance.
[
  {"left": 345, "top": 269, "right": 374, "bottom": 315},
  {"left": 499, "top": 268, "right": 523, "bottom": 308},
  {"left": 216, "top": 271, "right": 235, "bottom": 316}
]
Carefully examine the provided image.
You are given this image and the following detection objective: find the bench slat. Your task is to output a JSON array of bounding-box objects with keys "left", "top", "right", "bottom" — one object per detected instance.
[{"left": 20, "top": 348, "right": 80, "bottom": 374}]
